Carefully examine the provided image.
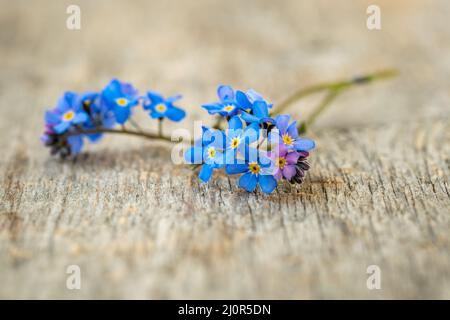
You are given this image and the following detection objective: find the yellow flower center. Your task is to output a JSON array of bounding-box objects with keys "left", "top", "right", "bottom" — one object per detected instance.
[
  {"left": 223, "top": 105, "right": 234, "bottom": 112},
  {"left": 230, "top": 137, "right": 240, "bottom": 149},
  {"left": 62, "top": 110, "right": 75, "bottom": 121},
  {"left": 115, "top": 97, "right": 129, "bottom": 107},
  {"left": 207, "top": 147, "right": 216, "bottom": 159},
  {"left": 83, "top": 100, "right": 91, "bottom": 107},
  {"left": 277, "top": 157, "right": 286, "bottom": 169},
  {"left": 155, "top": 103, "right": 167, "bottom": 113},
  {"left": 249, "top": 163, "right": 261, "bottom": 174},
  {"left": 282, "top": 133, "right": 293, "bottom": 146}
]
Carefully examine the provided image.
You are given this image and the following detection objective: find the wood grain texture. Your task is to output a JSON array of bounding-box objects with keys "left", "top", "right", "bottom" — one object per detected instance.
[{"left": 0, "top": 0, "right": 449, "bottom": 299}]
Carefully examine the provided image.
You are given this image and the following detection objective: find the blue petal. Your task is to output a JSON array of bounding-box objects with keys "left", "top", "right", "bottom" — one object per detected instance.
[
  {"left": 287, "top": 121, "right": 298, "bottom": 138},
  {"left": 242, "top": 122, "right": 260, "bottom": 143},
  {"left": 228, "top": 116, "right": 243, "bottom": 130},
  {"left": 199, "top": 164, "right": 214, "bottom": 182},
  {"left": 275, "top": 115, "right": 290, "bottom": 134},
  {"left": 252, "top": 101, "right": 269, "bottom": 118},
  {"left": 224, "top": 148, "right": 237, "bottom": 165},
  {"left": 293, "top": 138, "right": 315, "bottom": 151},
  {"left": 258, "top": 152, "right": 273, "bottom": 168},
  {"left": 54, "top": 121, "right": 70, "bottom": 134},
  {"left": 149, "top": 110, "right": 164, "bottom": 119},
  {"left": 166, "top": 106, "right": 186, "bottom": 122},
  {"left": 217, "top": 85, "right": 234, "bottom": 101},
  {"left": 246, "top": 89, "right": 264, "bottom": 103},
  {"left": 57, "top": 92, "right": 77, "bottom": 113},
  {"left": 167, "top": 94, "right": 182, "bottom": 104},
  {"left": 202, "top": 103, "right": 225, "bottom": 115},
  {"left": 102, "top": 112, "right": 116, "bottom": 128},
  {"left": 239, "top": 146, "right": 259, "bottom": 164},
  {"left": 209, "top": 131, "right": 226, "bottom": 150},
  {"left": 128, "top": 99, "right": 139, "bottom": 108},
  {"left": 213, "top": 150, "right": 225, "bottom": 167},
  {"left": 202, "top": 103, "right": 223, "bottom": 110},
  {"left": 146, "top": 91, "right": 164, "bottom": 104},
  {"left": 68, "top": 135, "right": 83, "bottom": 155},
  {"left": 45, "top": 111, "right": 60, "bottom": 125},
  {"left": 258, "top": 174, "right": 277, "bottom": 194},
  {"left": 73, "top": 112, "right": 88, "bottom": 124},
  {"left": 121, "top": 82, "right": 138, "bottom": 97},
  {"left": 260, "top": 117, "right": 275, "bottom": 125},
  {"left": 185, "top": 146, "right": 203, "bottom": 164},
  {"left": 201, "top": 128, "right": 218, "bottom": 146},
  {"left": 102, "top": 79, "right": 121, "bottom": 101},
  {"left": 240, "top": 111, "right": 260, "bottom": 123},
  {"left": 236, "top": 90, "right": 253, "bottom": 111},
  {"left": 208, "top": 109, "right": 228, "bottom": 116},
  {"left": 225, "top": 163, "right": 248, "bottom": 174},
  {"left": 239, "top": 172, "right": 257, "bottom": 192},
  {"left": 86, "top": 132, "right": 103, "bottom": 143},
  {"left": 114, "top": 106, "right": 131, "bottom": 124}
]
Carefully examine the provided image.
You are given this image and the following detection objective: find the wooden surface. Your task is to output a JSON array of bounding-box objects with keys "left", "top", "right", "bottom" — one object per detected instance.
[{"left": 0, "top": 0, "right": 449, "bottom": 299}]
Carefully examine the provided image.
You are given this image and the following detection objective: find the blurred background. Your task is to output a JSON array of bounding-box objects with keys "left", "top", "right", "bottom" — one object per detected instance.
[
  {"left": 1, "top": 0, "right": 449, "bottom": 299},
  {"left": 1, "top": 0, "right": 449, "bottom": 140}
]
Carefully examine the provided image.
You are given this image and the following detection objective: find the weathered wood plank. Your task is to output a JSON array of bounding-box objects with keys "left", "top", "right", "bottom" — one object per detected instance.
[{"left": 0, "top": 0, "right": 449, "bottom": 299}]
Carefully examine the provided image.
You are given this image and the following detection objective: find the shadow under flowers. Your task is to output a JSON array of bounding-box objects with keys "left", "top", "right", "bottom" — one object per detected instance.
[
  {"left": 42, "top": 140, "right": 332, "bottom": 200},
  {"left": 51, "top": 143, "right": 322, "bottom": 198}
]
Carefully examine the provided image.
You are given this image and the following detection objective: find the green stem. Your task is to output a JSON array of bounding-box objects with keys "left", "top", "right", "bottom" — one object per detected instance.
[
  {"left": 158, "top": 118, "right": 163, "bottom": 137},
  {"left": 273, "top": 69, "right": 398, "bottom": 117},
  {"left": 128, "top": 118, "right": 143, "bottom": 132},
  {"left": 298, "top": 89, "right": 340, "bottom": 134}
]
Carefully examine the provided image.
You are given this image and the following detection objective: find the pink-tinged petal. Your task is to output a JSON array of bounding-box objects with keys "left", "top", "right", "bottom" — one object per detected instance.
[
  {"left": 298, "top": 151, "right": 309, "bottom": 158},
  {"left": 274, "top": 168, "right": 283, "bottom": 181},
  {"left": 268, "top": 143, "right": 287, "bottom": 158},
  {"left": 277, "top": 143, "right": 288, "bottom": 157},
  {"left": 285, "top": 151, "right": 300, "bottom": 164},
  {"left": 282, "top": 165, "right": 296, "bottom": 180}
]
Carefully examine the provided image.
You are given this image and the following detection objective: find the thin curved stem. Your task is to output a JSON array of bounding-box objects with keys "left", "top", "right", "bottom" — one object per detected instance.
[
  {"left": 298, "top": 89, "right": 340, "bottom": 134},
  {"left": 158, "top": 118, "right": 163, "bottom": 137},
  {"left": 128, "top": 118, "right": 143, "bottom": 132},
  {"left": 273, "top": 69, "right": 398, "bottom": 116}
]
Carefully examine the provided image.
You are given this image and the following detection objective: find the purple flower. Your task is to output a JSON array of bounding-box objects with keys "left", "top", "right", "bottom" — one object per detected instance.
[
  {"left": 268, "top": 143, "right": 301, "bottom": 181},
  {"left": 269, "top": 115, "right": 315, "bottom": 152},
  {"left": 41, "top": 125, "right": 84, "bottom": 158},
  {"left": 44, "top": 92, "right": 89, "bottom": 134},
  {"left": 289, "top": 151, "right": 310, "bottom": 185}
]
